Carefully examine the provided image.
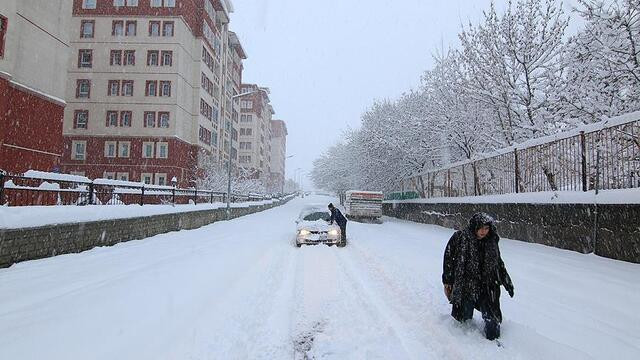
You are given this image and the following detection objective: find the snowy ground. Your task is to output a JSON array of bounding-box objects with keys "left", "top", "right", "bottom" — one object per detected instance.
[{"left": 0, "top": 195, "right": 638, "bottom": 359}]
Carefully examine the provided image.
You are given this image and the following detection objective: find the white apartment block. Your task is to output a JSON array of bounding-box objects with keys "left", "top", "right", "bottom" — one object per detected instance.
[{"left": 237, "top": 83, "right": 274, "bottom": 181}]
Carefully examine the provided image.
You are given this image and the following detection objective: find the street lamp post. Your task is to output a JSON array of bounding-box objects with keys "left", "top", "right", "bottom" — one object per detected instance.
[
  {"left": 283, "top": 154, "right": 294, "bottom": 194},
  {"left": 226, "top": 90, "right": 264, "bottom": 219}
]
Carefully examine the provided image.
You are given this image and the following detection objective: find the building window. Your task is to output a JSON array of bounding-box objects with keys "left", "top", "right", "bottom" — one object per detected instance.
[
  {"left": 147, "top": 50, "right": 159, "bottom": 66},
  {"left": 159, "top": 81, "right": 171, "bottom": 97},
  {"left": 82, "top": 0, "right": 97, "bottom": 9},
  {"left": 149, "top": 21, "right": 160, "bottom": 36},
  {"left": 120, "top": 111, "right": 132, "bottom": 127},
  {"left": 162, "top": 21, "right": 174, "bottom": 37},
  {"left": 80, "top": 20, "right": 94, "bottom": 38},
  {"left": 122, "top": 80, "right": 134, "bottom": 96},
  {"left": 151, "top": 0, "right": 174, "bottom": 7},
  {"left": 0, "top": 16, "right": 6, "bottom": 58},
  {"left": 119, "top": 141, "right": 131, "bottom": 158},
  {"left": 145, "top": 80, "right": 157, "bottom": 96},
  {"left": 112, "top": 20, "right": 124, "bottom": 36},
  {"left": 106, "top": 111, "right": 118, "bottom": 127},
  {"left": 240, "top": 114, "right": 252, "bottom": 122},
  {"left": 141, "top": 173, "right": 153, "bottom": 184},
  {"left": 200, "top": 99, "right": 212, "bottom": 121},
  {"left": 123, "top": 50, "right": 135, "bottom": 65},
  {"left": 126, "top": 21, "right": 137, "bottom": 36},
  {"left": 142, "top": 142, "right": 155, "bottom": 158},
  {"left": 110, "top": 50, "right": 122, "bottom": 65},
  {"left": 113, "top": 0, "right": 125, "bottom": 6},
  {"left": 104, "top": 141, "right": 117, "bottom": 158},
  {"left": 240, "top": 100, "right": 253, "bottom": 109},
  {"left": 155, "top": 173, "right": 167, "bottom": 186},
  {"left": 127, "top": 0, "right": 139, "bottom": 6},
  {"left": 108, "top": 80, "right": 120, "bottom": 96},
  {"left": 103, "top": 172, "right": 116, "bottom": 180},
  {"left": 78, "top": 49, "right": 92, "bottom": 68},
  {"left": 156, "top": 142, "right": 168, "bottom": 158},
  {"left": 161, "top": 50, "right": 172, "bottom": 66},
  {"left": 117, "top": 172, "right": 130, "bottom": 181},
  {"left": 144, "top": 111, "right": 156, "bottom": 127},
  {"left": 76, "top": 79, "right": 91, "bottom": 98},
  {"left": 212, "top": 106, "right": 219, "bottom": 123},
  {"left": 72, "top": 141, "right": 87, "bottom": 160},
  {"left": 158, "top": 112, "right": 169, "bottom": 128},
  {"left": 74, "top": 110, "right": 89, "bottom": 129},
  {"left": 199, "top": 126, "right": 212, "bottom": 145}
]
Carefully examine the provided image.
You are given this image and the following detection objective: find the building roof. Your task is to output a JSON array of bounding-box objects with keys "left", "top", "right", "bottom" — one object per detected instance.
[
  {"left": 271, "top": 120, "right": 288, "bottom": 136},
  {"left": 229, "top": 31, "right": 247, "bottom": 59}
]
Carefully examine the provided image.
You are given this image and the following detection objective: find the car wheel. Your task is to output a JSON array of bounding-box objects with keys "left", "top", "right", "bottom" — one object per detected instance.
[{"left": 296, "top": 242, "right": 302, "bottom": 248}]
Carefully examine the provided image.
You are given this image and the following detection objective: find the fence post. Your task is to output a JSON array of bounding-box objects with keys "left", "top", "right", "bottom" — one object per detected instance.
[
  {"left": 514, "top": 148, "right": 520, "bottom": 193},
  {"left": 210, "top": 191, "right": 213, "bottom": 204},
  {"left": 194, "top": 188, "right": 198, "bottom": 205},
  {"left": 140, "top": 185, "right": 145, "bottom": 206},
  {"left": 172, "top": 186, "right": 176, "bottom": 205},
  {"left": 0, "top": 172, "right": 5, "bottom": 205},
  {"left": 580, "top": 131, "right": 588, "bottom": 192},
  {"left": 88, "top": 181, "right": 95, "bottom": 205}
]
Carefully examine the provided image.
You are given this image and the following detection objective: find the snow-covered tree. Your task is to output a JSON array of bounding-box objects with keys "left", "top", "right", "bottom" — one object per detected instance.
[{"left": 554, "top": 0, "right": 640, "bottom": 122}]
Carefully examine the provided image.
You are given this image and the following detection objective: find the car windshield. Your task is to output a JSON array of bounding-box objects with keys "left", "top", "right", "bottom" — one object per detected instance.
[{"left": 302, "top": 212, "right": 329, "bottom": 222}]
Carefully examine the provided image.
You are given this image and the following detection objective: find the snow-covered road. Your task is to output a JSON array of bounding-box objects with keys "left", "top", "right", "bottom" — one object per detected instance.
[{"left": 1, "top": 195, "right": 639, "bottom": 359}]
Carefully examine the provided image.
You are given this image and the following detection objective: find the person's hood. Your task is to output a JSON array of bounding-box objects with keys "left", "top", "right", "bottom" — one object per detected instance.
[{"left": 468, "top": 212, "right": 497, "bottom": 238}]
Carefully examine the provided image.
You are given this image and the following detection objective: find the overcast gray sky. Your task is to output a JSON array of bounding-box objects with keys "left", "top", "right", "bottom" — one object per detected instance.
[{"left": 230, "top": 0, "right": 580, "bottom": 189}]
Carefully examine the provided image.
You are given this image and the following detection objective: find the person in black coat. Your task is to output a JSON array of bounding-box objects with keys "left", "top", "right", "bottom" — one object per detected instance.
[
  {"left": 328, "top": 203, "right": 347, "bottom": 247},
  {"left": 442, "top": 212, "right": 514, "bottom": 340}
]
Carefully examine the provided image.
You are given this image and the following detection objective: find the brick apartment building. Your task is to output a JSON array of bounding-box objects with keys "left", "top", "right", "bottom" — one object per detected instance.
[
  {"left": 0, "top": 0, "right": 72, "bottom": 174},
  {"left": 61, "top": 0, "right": 244, "bottom": 186}
]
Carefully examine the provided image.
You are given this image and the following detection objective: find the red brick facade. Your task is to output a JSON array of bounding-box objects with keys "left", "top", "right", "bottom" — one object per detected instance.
[
  {"left": 0, "top": 77, "right": 64, "bottom": 174},
  {"left": 61, "top": 135, "right": 198, "bottom": 186},
  {"left": 72, "top": 0, "right": 226, "bottom": 51}
]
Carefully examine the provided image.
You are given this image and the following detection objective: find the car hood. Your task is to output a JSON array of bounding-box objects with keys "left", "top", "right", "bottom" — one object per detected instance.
[{"left": 297, "top": 220, "right": 338, "bottom": 232}]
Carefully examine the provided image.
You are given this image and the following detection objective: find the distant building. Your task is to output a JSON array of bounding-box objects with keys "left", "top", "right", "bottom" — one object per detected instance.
[
  {"left": 237, "top": 84, "right": 274, "bottom": 181},
  {"left": 0, "top": 0, "right": 72, "bottom": 174},
  {"left": 269, "top": 120, "right": 287, "bottom": 192},
  {"left": 61, "top": 0, "right": 244, "bottom": 186}
]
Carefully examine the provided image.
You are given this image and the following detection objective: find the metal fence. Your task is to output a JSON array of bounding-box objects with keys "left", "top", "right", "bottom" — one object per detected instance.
[
  {"left": 0, "top": 173, "right": 276, "bottom": 207},
  {"left": 399, "top": 113, "right": 640, "bottom": 198}
]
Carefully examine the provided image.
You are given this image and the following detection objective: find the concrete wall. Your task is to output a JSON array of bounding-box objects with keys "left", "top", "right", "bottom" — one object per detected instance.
[
  {"left": 383, "top": 202, "right": 640, "bottom": 264},
  {"left": 0, "top": 197, "right": 292, "bottom": 268}
]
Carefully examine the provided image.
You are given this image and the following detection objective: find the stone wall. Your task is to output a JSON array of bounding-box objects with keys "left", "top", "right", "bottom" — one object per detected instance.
[
  {"left": 0, "top": 198, "right": 292, "bottom": 268},
  {"left": 383, "top": 202, "right": 640, "bottom": 263}
]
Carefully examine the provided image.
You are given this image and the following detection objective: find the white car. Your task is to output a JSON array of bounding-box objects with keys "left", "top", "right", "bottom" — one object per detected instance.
[{"left": 295, "top": 205, "right": 341, "bottom": 247}]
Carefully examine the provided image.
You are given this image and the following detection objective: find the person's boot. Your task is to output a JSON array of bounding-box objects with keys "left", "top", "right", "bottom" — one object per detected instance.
[{"left": 484, "top": 320, "right": 500, "bottom": 340}]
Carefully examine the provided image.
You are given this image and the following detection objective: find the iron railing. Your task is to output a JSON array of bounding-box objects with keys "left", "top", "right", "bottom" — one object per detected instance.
[
  {"left": 398, "top": 112, "right": 640, "bottom": 199},
  {"left": 0, "top": 173, "right": 277, "bottom": 207}
]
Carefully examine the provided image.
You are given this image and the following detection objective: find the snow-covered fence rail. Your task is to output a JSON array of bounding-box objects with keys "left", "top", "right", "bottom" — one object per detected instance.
[
  {"left": 0, "top": 171, "right": 274, "bottom": 207},
  {"left": 399, "top": 112, "right": 640, "bottom": 199}
]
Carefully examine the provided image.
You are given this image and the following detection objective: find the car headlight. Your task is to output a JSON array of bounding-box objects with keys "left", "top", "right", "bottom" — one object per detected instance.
[
  {"left": 328, "top": 229, "right": 339, "bottom": 236},
  {"left": 299, "top": 229, "right": 310, "bottom": 236}
]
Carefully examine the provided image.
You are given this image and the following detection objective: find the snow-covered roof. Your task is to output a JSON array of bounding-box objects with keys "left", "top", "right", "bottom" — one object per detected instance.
[{"left": 346, "top": 190, "right": 383, "bottom": 196}]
